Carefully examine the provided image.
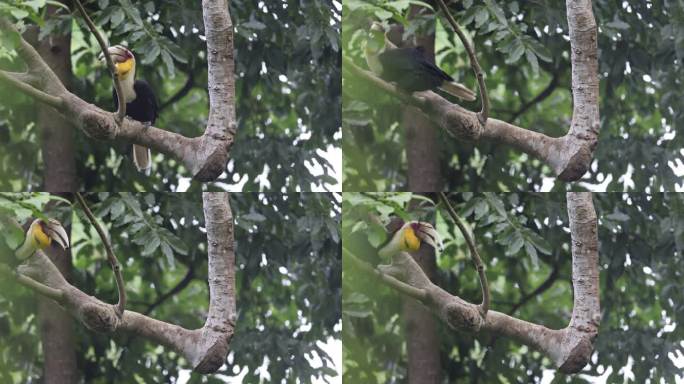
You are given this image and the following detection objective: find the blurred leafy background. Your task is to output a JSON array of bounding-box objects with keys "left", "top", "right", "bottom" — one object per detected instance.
[
  {"left": 342, "top": 0, "right": 684, "bottom": 191},
  {"left": 0, "top": 191, "right": 341, "bottom": 383},
  {"left": 0, "top": 0, "right": 341, "bottom": 191},
  {"left": 342, "top": 192, "right": 684, "bottom": 383}
]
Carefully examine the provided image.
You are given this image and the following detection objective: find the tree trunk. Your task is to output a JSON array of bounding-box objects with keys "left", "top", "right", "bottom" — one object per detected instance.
[
  {"left": 402, "top": 245, "right": 442, "bottom": 384},
  {"left": 36, "top": 3, "right": 79, "bottom": 383},
  {"left": 38, "top": 12, "right": 77, "bottom": 192},
  {"left": 402, "top": 5, "right": 443, "bottom": 383},
  {"left": 404, "top": 25, "right": 442, "bottom": 192}
]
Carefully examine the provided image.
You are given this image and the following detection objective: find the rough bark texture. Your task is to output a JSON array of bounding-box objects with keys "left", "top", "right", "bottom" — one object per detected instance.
[
  {"left": 197, "top": 192, "right": 237, "bottom": 373},
  {"left": 36, "top": 24, "right": 77, "bottom": 193},
  {"left": 343, "top": 0, "right": 600, "bottom": 182},
  {"left": 402, "top": 245, "right": 442, "bottom": 384},
  {"left": 14, "top": 193, "right": 237, "bottom": 374},
  {"left": 406, "top": 111, "right": 442, "bottom": 192},
  {"left": 376, "top": 192, "right": 600, "bottom": 373},
  {"left": 401, "top": 14, "right": 443, "bottom": 383},
  {"left": 38, "top": 245, "right": 79, "bottom": 384},
  {"left": 0, "top": 0, "right": 237, "bottom": 182},
  {"left": 35, "top": 5, "right": 79, "bottom": 382}
]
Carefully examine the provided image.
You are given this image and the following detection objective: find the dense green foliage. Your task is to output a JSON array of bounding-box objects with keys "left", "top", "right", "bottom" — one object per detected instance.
[
  {"left": 342, "top": 1, "right": 684, "bottom": 191},
  {"left": 342, "top": 192, "right": 684, "bottom": 383},
  {"left": 0, "top": 0, "right": 341, "bottom": 191},
  {"left": 0, "top": 192, "right": 341, "bottom": 383}
]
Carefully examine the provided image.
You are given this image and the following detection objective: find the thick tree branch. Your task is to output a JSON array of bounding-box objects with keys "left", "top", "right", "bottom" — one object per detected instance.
[
  {"left": 198, "top": 192, "right": 237, "bottom": 373},
  {"left": 13, "top": 194, "right": 237, "bottom": 374},
  {"left": 351, "top": 192, "right": 600, "bottom": 373},
  {"left": 0, "top": 70, "right": 40, "bottom": 86},
  {"left": 0, "top": 1, "right": 237, "bottom": 182},
  {"left": 73, "top": 0, "right": 125, "bottom": 123},
  {"left": 14, "top": 269, "right": 65, "bottom": 301},
  {"left": 345, "top": 0, "right": 599, "bottom": 182},
  {"left": 439, "top": 192, "right": 490, "bottom": 315},
  {"left": 0, "top": 70, "right": 63, "bottom": 108},
  {"left": 344, "top": 247, "right": 428, "bottom": 301},
  {"left": 76, "top": 192, "right": 126, "bottom": 317},
  {"left": 435, "top": 0, "right": 489, "bottom": 122}
]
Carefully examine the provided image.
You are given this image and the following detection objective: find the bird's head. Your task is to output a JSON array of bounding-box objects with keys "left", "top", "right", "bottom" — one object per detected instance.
[
  {"left": 28, "top": 218, "right": 70, "bottom": 251},
  {"left": 400, "top": 221, "right": 442, "bottom": 253},
  {"left": 100, "top": 45, "right": 135, "bottom": 79}
]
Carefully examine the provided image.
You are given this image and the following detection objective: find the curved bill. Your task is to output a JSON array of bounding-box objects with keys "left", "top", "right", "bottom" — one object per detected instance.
[
  {"left": 98, "top": 45, "right": 131, "bottom": 63},
  {"left": 45, "top": 218, "right": 70, "bottom": 250}
]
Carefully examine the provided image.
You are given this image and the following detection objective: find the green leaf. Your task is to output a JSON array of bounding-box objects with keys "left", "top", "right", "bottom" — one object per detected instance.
[
  {"left": 484, "top": 193, "right": 506, "bottom": 217},
  {"left": 10, "top": 9, "right": 29, "bottom": 20},
  {"left": 525, "top": 230, "right": 552, "bottom": 255},
  {"left": 110, "top": 8, "right": 125, "bottom": 28},
  {"left": 140, "top": 42, "right": 160, "bottom": 65},
  {"left": 506, "top": 39, "right": 525, "bottom": 64},
  {"left": 160, "top": 242, "right": 175, "bottom": 269},
  {"left": 110, "top": 200, "right": 125, "bottom": 220},
  {"left": 526, "top": 49, "right": 539, "bottom": 74},
  {"left": 367, "top": 223, "right": 387, "bottom": 248},
  {"left": 524, "top": 241, "right": 539, "bottom": 269},
  {"left": 23, "top": 0, "right": 46, "bottom": 13},
  {"left": 141, "top": 234, "right": 160, "bottom": 256},
  {"left": 525, "top": 38, "right": 552, "bottom": 62},
  {"left": 484, "top": 0, "right": 507, "bottom": 25},
  {"left": 474, "top": 7, "right": 489, "bottom": 28},
  {"left": 160, "top": 49, "right": 174, "bottom": 76}
]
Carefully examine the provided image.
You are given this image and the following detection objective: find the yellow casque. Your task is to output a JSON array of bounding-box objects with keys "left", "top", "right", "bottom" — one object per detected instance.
[
  {"left": 400, "top": 226, "right": 421, "bottom": 252},
  {"left": 115, "top": 58, "right": 134, "bottom": 79},
  {"left": 32, "top": 221, "right": 52, "bottom": 249}
]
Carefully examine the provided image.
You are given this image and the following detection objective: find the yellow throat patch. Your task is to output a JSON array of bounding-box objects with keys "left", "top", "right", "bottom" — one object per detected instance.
[
  {"left": 33, "top": 223, "right": 51, "bottom": 249},
  {"left": 115, "top": 58, "right": 134, "bottom": 79},
  {"left": 401, "top": 227, "right": 421, "bottom": 252}
]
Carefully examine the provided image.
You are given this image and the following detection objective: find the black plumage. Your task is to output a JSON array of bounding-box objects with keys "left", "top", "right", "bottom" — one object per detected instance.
[
  {"left": 377, "top": 46, "right": 453, "bottom": 93},
  {"left": 113, "top": 80, "right": 158, "bottom": 124}
]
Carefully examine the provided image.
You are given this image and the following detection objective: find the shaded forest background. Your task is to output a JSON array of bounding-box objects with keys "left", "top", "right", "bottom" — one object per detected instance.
[
  {"left": 0, "top": 192, "right": 341, "bottom": 383},
  {"left": 343, "top": 192, "right": 683, "bottom": 383},
  {"left": 343, "top": 1, "right": 684, "bottom": 191},
  {"left": 0, "top": 0, "right": 341, "bottom": 191}
]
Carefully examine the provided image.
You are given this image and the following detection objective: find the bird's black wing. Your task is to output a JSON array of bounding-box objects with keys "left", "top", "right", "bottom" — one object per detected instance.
[
  {"left": 131, "top": 80, "right": 159, "bottom": 124},
  {"left": 378, "top": 47, "right": 453, "bottom": 92}
]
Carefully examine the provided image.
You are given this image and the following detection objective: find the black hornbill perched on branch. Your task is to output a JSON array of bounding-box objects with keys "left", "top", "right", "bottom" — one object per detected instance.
[
  {"left": 105, "top": 45, "right": 158, "bottom": 172},
  {"left": 364, "top": 22, "right": 476, "bottom": 101}
]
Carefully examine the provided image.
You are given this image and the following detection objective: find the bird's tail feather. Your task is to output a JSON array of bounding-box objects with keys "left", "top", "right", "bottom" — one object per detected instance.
[
  {"left": 440, "top": 81, "right": 477, "bottom": 101},
  {"left": 133, "top": 144, "right": 151, "bottom": 173}
]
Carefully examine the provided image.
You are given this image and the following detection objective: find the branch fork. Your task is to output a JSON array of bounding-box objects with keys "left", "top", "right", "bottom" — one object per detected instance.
[
  {"left": 348, "top": 192, "right": 600, "bottom": 373},
  {"left": 11, "top": 192, "right": 236, "bottom": 374},
  {"left": 346, "top": 1, "right": 599, "bottom": 181},
  {"left": 0, "top": 0, "right": 237, "bottom": 181}
]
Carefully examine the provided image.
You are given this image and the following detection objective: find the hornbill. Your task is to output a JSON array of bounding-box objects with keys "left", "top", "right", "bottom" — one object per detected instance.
[
  {"left": 14, "top": 218, "right": 69, "bottom": 262},
  {"left": 365, "top": 22, "right": 476, "bottom": 101},
  {"left": 378, "top": 220, "right": 441, "bottom": 259},
  {"left": 104, "top": 45, "right": 158, "bottom": 172}
]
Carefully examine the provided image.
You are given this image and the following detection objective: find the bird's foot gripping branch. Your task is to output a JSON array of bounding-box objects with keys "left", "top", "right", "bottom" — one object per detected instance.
[
  {"left": 346, "top": 0, "right": 599, "bottom": 182},
  {"left": 347, "top": 192, "right": 600, "bottom": 374},
  {"left": 0, "top": 0, "right": 237, "bottom": 181}
]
